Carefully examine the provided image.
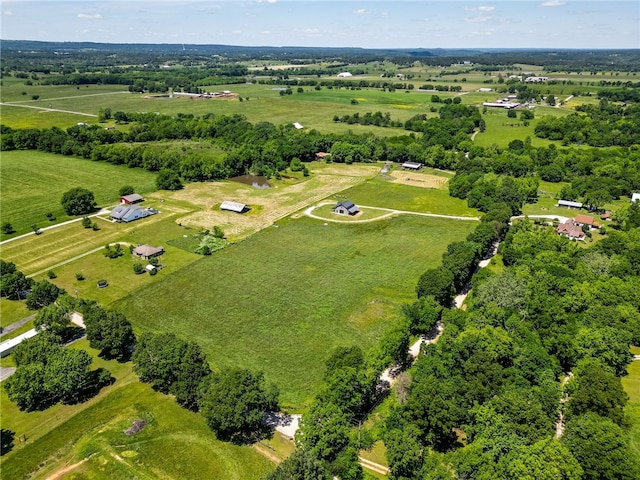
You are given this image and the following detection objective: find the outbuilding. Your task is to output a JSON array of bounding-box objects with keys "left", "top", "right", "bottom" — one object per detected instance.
[
  {"left": 558, "top": 200, "right": 583, "bottom": 209},
  {"left": 133, "top": 244, "right": 165, "bottom": 260},
  {"left": 220, "top": 200, "right": 247, "bottom": 213},
  {"left": 401, "top": 162, "right": 423, "bottom": 171},
  {"left": 333, "top": 200, "right": 359, "bottom": 216},
  {"left": 120, "top": 193, "right": 144, "bottom": 205}
]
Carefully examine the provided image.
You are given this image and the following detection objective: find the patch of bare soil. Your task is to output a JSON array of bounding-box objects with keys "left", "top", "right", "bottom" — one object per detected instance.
[
  {"left": 44, "top": 455, "right": 93, "bottom": 480},
  {"left": 388, "top": 170, "right": 449, "bottom": 189}
]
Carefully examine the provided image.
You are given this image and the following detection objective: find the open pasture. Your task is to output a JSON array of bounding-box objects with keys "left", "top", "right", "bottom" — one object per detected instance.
[
  {"left": 159, "top": 162, "right": 379, "bottom": 240},
  {"left": 115, "top": 214, "right": 476, "bottom": 410},
  {"left": 0, "top": 340, "right": 274, "bottom": 480},
  {"left": 0, "top": 150, "right": 158, "bottom": 239}
]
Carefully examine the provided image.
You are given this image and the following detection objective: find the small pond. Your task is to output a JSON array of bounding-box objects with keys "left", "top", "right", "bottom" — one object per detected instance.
[{"left": 230, "top": 175, "right": 271, "bottom": 189}]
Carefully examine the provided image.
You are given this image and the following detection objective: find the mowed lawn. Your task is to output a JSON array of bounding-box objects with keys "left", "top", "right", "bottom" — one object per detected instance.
[
  {"left": 115, "top": 215, "right": 476, "bottom": 409},
  {"left": 0, "top": 150, "right": 158, "bottom": 239},
  {"left": 0, "top": 340, "right": 274, "bottom": 480}
]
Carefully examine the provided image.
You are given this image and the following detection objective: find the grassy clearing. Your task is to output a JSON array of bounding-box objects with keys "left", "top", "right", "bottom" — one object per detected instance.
[
  {"left": 0, "top": 150, "right": 158, "bottom": 239},
  {"left": 0, "top": 298, "right": 31, "bottom": 328},
  {"left": 0, "top": 339, "right": 274, "bottom": 480},
  {"left": 342, "top": 176, "right": 478, "bottom": 217},
  {"left": 115, "top": 215, "right": 476, "bottom": 410},
  {"left": 622, "top": 355, "right": 640, "bottom": 465}
]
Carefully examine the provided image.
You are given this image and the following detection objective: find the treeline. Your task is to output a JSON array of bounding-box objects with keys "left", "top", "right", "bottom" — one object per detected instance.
[
  {"left": 380, "top": 215, "right": 638, "bottom": 478},
  {"left": 255, "top": 77, "right": 415, "bottom": 91},
  {"left": 535, "top": 100, "right": 640, "bottom": 147},
  {"left": 598, "top": 87, "right": 640, "bottom": 102},
  {"left": 332, "top": 111, "right": 404, "bottom": 128},
  {"left": 0, "top": 107, "right": 481, "bottom": 180}
]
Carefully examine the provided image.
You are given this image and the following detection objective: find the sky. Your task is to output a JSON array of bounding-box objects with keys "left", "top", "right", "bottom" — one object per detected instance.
[{"left": 1, "top": 0, "right": 639, "bottom": 49}]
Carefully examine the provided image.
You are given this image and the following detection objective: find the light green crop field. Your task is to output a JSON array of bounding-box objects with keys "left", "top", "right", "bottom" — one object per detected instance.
[
  {"left": 0, "top": 150, "right": 158, "bottom": 239},
  {"left": 115, "top": 214, "right": 476, "bottom": 410},
  {"left": 0, "top": 339, "right": 275, "bottom": 480}
]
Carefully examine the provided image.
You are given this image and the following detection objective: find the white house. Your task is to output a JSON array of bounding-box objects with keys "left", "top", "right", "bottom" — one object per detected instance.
[{"left": 337, "top": 72, "right": 352, "bottom": 78}]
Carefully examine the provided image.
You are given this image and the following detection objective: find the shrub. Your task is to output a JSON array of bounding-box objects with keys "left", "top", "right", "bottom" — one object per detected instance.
[
  {"left": 47, "top": 270, "right": 56, "bottom": 279},
  {"left": 75, "top": 273, "right": 85, "bottom": 281},
  {"left": 133, "top": 263, "right": 145, "bottom": 275}
]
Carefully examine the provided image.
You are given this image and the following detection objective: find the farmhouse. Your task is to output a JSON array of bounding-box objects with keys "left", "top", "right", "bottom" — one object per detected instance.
[
  {"left": 401, "top": 162, "right": 423, "bottom": 171},
  {"left": 220, "top": 200, "right": 247, "bottom": 213},
  {"left": 556, "top": 219, "right": 586, "bottom": 241},
  {"left": 558, "top": 199, "right": 583, "bottom": 209},
  {"left": 574, "top": 214, "right": 599, "bottom": 229},
  {"left": 120, "top": 193, "right": 144, "bottom": 205},
  {"left": 133, "top": 244, "right": 165, "bottom": 260},
  {"left": 110, "top": 204, "right": 155, "bottom": 223},
  {"left": 337, "top": 72, "right": 352, "bottom": 78},
  {"left": 333, "top": 200, "right": 359, "bottom": 216},
  {"left": 525, "top": 76, "right": 548, "bottom": 83}
]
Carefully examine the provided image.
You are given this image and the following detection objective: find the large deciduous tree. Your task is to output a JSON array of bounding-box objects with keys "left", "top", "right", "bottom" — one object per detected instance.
[
  {"left": 83, "top": 305, "right": 135, "bottom": 360},
  {"left": 25, "top": 280, "right": 65, "bottom": 310},
  {"left": 199, "top": 368, "right": 278, "bottom": 444},
  {"left": 60, "top": 187, "right": 96, "bottom": 216}
]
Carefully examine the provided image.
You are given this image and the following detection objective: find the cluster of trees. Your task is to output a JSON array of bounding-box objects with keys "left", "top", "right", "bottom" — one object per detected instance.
[
  {"left": 132, "top": 332, "right": 279, "bottom": 443},
  {"left": 381, "top": 214, "right": 638, "bottom": 479},
  {"left": 0, "top": 260, "right": 32, "bottom": 300},
  {"left": 535, "top": 100, "right": 640, "bottom": 147},
  {"left": 332, "top": 111, "right": 403, "bottom": 128},
  {"left": 5, "top": 330, "right": 112, "bottom": 411}
]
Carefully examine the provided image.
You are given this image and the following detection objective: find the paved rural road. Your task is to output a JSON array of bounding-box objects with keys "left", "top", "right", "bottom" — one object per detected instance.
[
  {"left": 304, "top": 203, "right": 480, "bottom": 223},
  {"left": 0, "top": 367, "right": 17, "bottom": 382},
  {"left": 0, "top": 314, "right": 36, "bottom": 338}
]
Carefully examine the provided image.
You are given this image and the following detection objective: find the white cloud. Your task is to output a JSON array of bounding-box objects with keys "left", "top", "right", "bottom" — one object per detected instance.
[
  {"left": 256, "top": 0, "right": 277, "bottom": 3},
  {"left": 232, "top": 30, "right": 242, "bottom": 34},
  {"left": 4, "top": 10, "right": 12, "bottom": 16},
  {"left": 466, "top": 15, "right": 492, "bottom": 23},
  {"left": 261, "top": 30, "right": 271, "bottom": 35},
  {"left": 478, "top": 6, "right": 495, "bottom": 12},
  {"left": 353, "top": 9, "right": 367, "bottom": 15},
  {"left": 539, "top": 1, "right": 566, "bottom": 7},
  {"left": 77, "top": 13, "right": 102, "bottom": 19}
]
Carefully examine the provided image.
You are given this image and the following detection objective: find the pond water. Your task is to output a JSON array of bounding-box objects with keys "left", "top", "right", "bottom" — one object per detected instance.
[{"left": 230, "top": 175, "right": 271, "bottom": 189}]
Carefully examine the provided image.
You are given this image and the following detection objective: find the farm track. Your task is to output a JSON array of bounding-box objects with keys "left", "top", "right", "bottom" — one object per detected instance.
[{"left": 0, "top": 102, "right": 97, "bottom": 117}]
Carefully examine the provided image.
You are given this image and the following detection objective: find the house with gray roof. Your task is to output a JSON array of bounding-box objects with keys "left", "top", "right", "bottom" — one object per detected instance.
[{"left": 333, "top": 200, "right": 360, "bottom": 216}]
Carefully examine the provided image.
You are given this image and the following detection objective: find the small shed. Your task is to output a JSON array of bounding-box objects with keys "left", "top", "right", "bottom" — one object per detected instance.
[
  {"left": 316, "top": 152, "right": 331, "bottom": 160},
  {"left": 293, "top": 122, "right": 304, "bottom": 130},
  {"left": 133, "top": 244, "right": 164, "bottom": 260},
  {"left": 401, "top": 162, "right": 423, "bottom": 171},
  {"left": 220, "top": 201, "right": 247, "bottom": 213},
  {"left": 120, "top": 193, "right": 144, "bottom": 205},
  {"left": 333, "top": 200, "right": 359, "bottom": 216},
  {"left": 632, "top": 193, "right": 640, "bottom": 203},
  {"left": 558, "top": 199, "right": 583, "bottom": 209}
]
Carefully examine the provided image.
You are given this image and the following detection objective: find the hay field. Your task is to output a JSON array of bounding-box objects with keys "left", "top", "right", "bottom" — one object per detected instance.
[
  {"left": 387, "top": 170, "right": 449, "bottom": 189},
  {"left": 155, "top": 163, "right": 380, "bottom": 240}
]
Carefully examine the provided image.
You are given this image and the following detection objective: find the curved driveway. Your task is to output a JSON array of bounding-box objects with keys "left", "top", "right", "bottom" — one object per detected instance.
[{"left": 304, "top": 202, "right": 480, "bottom": 223}]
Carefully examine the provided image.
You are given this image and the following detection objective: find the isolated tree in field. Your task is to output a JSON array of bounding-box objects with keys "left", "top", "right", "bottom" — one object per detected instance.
[
  {"left": 81, "top": 216, "right": 92, "bottom": 228},
  {"left": 60, "top": 187, "right": 96, "bottom": 216},
  {"left": 25, "top": 280, "right": 65, "bottom": 310},
  {"left": 199, "top": 368, "right": 279, "bottom": 444},
  {"left": 156, "top": 168, "right": 183, "bottom": 190},
  {"left": 1, "top": 222, "right": 14, "bottom": 234},
  {"left": 83, "top": 306, "right": 136, "bottom": 360}
]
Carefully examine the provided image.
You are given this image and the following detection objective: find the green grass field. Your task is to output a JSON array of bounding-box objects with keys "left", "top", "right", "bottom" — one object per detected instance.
[
  {"left": 0, "top": 340, "right": 275, "bottom": 480},
  {"left": 622, "top": 350, "right": 640, "bottom": 467},
  {"left": 0, "top": 150, "right": 158, "bottom": 239},
  {"left": 115, "top": 214, "right": 476, "bottom": 410}
]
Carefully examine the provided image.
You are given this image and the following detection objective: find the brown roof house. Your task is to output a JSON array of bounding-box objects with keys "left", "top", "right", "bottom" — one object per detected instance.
[
  {"left": 574, "top": 214, "right": 599, "bottom": 229},
  {"left": 556, "top": 219, "right": 585, "bottom": 241},
  {"left": 133, "top": 244, "right": 164, "bottom": 260}
]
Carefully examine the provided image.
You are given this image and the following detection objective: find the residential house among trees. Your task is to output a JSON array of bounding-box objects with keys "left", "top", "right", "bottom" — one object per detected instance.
[
  {"left": 110, "top": 205, "right": 156, "bottom": 223},
  {"left": 333, "top": 200, "right": 360, "bottom": 216},
  {"left": 574, "top": 214, "right": 599, "bottom": 229},
  {"left": 556, "top": 219, "right": 586, "bottom": 240}
]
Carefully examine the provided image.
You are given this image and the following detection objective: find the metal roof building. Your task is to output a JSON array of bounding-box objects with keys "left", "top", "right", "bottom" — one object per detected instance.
[
  {"left": 558, "top": 200, "right": 583, "bottom": 209},
  {"left": 220, "top": 201, "right": 247, "bottom": 213},
  {"left": 0, "top": 328, "right": 38, "bottom": 358}
]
